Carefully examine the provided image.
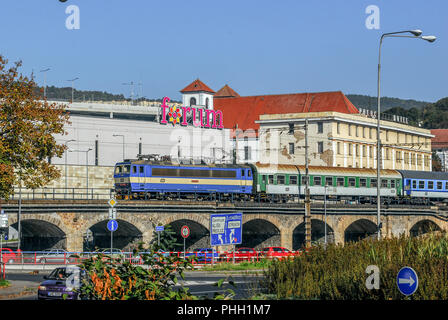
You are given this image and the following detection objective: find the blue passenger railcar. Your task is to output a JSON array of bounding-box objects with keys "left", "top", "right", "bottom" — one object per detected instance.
[
  {"left": 398, "top": 170, "right": 448, "bottom": 200},
  {"left": 114, "top": 160, "right": 253, "bottom": 199}
]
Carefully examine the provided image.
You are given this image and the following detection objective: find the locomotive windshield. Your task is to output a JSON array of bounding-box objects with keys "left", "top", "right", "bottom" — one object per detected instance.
[{"left": 114, "top": 164, "right": 131, "bottom": 174}]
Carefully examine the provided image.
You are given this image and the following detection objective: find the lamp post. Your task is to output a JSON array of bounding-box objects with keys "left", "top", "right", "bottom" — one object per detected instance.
[
  {"left": 40, "top": 67, "right": 50, "bottom": 99},
  {"left": 376, "top": 30, "right": 436, "bottom": 240},
  {"left": 113, "top": 134, "right": 125, "bottom": 160},
  {"left": 67, "top": 77, "right": 79, "bottom": 103},
  {"left": 64, "top": 139, "right": 76, "bottom": 197},
  {"left": 69, "top": 148, "right": 92, "bottom": 199}
]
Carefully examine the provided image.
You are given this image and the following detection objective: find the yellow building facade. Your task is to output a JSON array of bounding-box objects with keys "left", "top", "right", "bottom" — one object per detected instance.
[{"left": 256, "top": 111, "right": 433, "bottom": 171}]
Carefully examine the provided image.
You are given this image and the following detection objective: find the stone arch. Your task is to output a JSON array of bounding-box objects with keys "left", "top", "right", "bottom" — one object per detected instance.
[
  {"left": 344, "top": 218, "right": 378, "bottom": 243},
  {"left": 242, "top": 218, "right": 281, "bottom": 249},
  {"left": 410, "top": 219, "right": 442, "bottom": 237},
  {"left": 84, "top": 214, "right": 146, "bottom": 252},
  {"left": 9, "top": 214, "right": 69, "bottom": 251},
  {"left": 163, "top": 218, "right": 210, "bottom": 251},
  {"left": 293, "top": 219, "right": 335, "bottom": 250}
]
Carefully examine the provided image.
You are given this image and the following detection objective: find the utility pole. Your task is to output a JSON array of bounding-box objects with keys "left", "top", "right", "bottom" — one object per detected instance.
[
  {"left": 234, "top": 124, "right": 239, "bottom": 164},
  {"left": 304, "top": 118, "right": 311, "bottom": 248}
]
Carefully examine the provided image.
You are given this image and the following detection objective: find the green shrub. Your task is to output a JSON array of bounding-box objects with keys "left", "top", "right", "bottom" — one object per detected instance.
[{"left": 261, "top": 232, "right": 448, "bottom": 300}]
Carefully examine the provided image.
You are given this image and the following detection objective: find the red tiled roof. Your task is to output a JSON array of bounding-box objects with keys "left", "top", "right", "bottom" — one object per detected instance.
[
  {"left": 214, "top": 91, "right": 359, "bottom": 136},
  {"left": 431, "top": 129, "right": 448, "bottom": 149},
  {"left": 180, "top": 79, "right": 215, "bottom": 94},
  {"left": 215, "top": 84, "right": 240, "bottom": 98}
]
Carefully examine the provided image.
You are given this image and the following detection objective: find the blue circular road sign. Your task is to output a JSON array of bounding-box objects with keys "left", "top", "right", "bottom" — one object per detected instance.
[
  {"left": 397, "top": 267, "right": 418, "bottom": 296},
  {"left": 107, "top": 219, "right": 118, "bottom": 232}
]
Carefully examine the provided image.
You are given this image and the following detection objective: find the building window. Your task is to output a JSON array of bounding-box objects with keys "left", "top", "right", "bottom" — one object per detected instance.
[
  {"left": 362, "top": 127, "right": 366, "bottom": 138},
  {"left": 337, "top": 142, "right": 341, "bottom": 154},
  {"left": 369, "top": 128, "right": 373, "bottom": 139},
  {"left": 317, "top": 122, "right": 323, "bottom": 134},
  {"left": 355, "top": 125, "right": 359, "bottom": 137},
  {"left": 355, "top": 144, "right": 359, "bottom": 156},
  {"left": 244, "top": 146, "right": 251, "bottom": 160},
  {"left": 348, "top": 143, "right": 352, "bottom": 156},
  {"left": 138, "top": 142, "right": 142, "bottom": 155},
  {"left": 349, "top": 125, "right": 352, "bottom": 136},
  {"left": 288, "top": 123, "right": 294, "bottom": 134},
  {"left": 318, "top": 142, "right": 324, "bottom": 154},
  {"left": 205, "top": 97, "right": 209, "bottom": 108},
  {"left": 337, "top": 122, "right": 340, "bottom": 134},
  {"left": 190, "top": 97, "right": 196, "bottom": 106},
  {"left": 289, "top": 143, "right": 295, "bottom": 155}
]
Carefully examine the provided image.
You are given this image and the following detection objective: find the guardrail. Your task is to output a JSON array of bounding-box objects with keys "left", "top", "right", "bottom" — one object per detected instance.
[
  {"left": 10, "top": 188, "right": 114, "bottom": 201},
  {"left": 0, "top": 250, "right": 305, "bottom": 268}
]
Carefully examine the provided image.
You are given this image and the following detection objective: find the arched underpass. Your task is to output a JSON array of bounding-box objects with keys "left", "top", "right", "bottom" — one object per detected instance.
[
  {"left": 410, "top": 219, "right": 441, "bottom": 237},
  {"left": 169, "top": 219, "right": 209, "bottom": 251},
  {"left": 293, "top": 219, "right": 334, "bottom": 250},
  {"left": 241, "top": 219, "right": 281, "bottom": 249},
  {"left": 344, "top": 219, "right": 377, "bottom": 243},
  {"left": 11, "top": 220, "right": 66, "bottom": 251},
  {"left": 86, "top": 219, "right": 143, "bottom": 251}
]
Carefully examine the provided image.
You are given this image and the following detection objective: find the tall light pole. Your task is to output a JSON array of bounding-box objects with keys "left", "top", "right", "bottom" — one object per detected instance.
[
  {"left": 113, "top": 134, "right": 125, "bottom": 160},
  {"left": 67, "top": 77, "right": 79, "bottom": 103},
  {"left": 122, "top": 82, "right": 135, "bottom": 105},
  {"left": 376, "top": 29, "right": 436, "bottom": 240},
  {"left": 40, "top": 67, "right": 50, "bottom": 99},
  {"left": 64, "top": 139, "right": 76, "bottom": 196}
]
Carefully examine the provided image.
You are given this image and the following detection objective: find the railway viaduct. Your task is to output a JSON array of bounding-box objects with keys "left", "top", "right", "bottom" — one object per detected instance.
[{"left": 2, "top": 200, "right": 448, "bottom": 252}]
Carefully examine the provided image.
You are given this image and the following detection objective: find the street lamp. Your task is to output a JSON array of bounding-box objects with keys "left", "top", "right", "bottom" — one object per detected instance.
[
  {"left": 67, "top": 77, "right": 79, "bottom": 103},
  {"left": 69, "top": 148, "right": 92, "bottom": 199},
  {"left": 113, "top": 134, "right": 125, "bottom": 160},
  {"left": 376, "top": 29, "right": 436, "bottom": 240},
  {"left": 40, "top": 67, "right": 50, "bottom": 99},
  {"left": 64, "top": 139, "right": 76, "bottom": 196}
]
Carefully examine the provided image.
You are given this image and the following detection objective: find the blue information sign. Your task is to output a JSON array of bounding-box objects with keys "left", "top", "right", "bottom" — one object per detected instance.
[
  {"left": 210, "top": 213, "right": 242, "bottom": 246},
  {"left": 397, "top": 267, "right": 418, "bottom": 296},
  {"left": 155, "top": 226, "right": 164, "bottom": 232},
  {"left": 107, "top": 219, "right": 118, "bottom": 232}
]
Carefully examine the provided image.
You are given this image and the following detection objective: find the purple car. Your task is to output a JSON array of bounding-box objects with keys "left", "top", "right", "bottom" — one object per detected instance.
[{"left": 38, "top": 266, "right": 87, "bottom": 300}]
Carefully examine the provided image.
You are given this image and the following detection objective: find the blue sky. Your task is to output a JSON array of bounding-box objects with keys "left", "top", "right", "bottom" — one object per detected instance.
[{"left": 0, "top": 0, "right": 446, "bottom": 102}]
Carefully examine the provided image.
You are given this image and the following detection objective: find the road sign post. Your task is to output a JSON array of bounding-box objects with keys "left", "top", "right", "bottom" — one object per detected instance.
[
  {"left": 181, "top": 225, "right": 190, "bottom": 260},
  {"left": 107, "top": 219, "right": 118, "bottom": 256},
  {"left": 155, "top": 225, "right": 164, "bottom": 247}
]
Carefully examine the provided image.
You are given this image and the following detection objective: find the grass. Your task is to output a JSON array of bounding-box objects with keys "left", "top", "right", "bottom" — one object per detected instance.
[
  {"left": 0, "top": 279, "right": 10, "bottom": 288},
  {"left": 199, "top": 260, "right": 272, "bottom": 272}
]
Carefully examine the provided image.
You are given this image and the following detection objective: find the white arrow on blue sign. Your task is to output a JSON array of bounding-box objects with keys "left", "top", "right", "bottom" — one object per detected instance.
[
  {"left": 397, "top": 267, "right": 418, "bottom": 296},
  {"left": 107, "top": 219, "right": 118, "bottom": 232}
]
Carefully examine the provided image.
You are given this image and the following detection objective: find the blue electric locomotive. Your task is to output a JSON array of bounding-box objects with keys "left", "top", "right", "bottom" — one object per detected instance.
[{"left": 114, "top": 160, "right": 253, "bottom": 200}]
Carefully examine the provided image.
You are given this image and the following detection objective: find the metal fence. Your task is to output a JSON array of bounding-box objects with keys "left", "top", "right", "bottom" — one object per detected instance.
[{"left": 10, "top": 188, "right": 114, "bottom": 201}]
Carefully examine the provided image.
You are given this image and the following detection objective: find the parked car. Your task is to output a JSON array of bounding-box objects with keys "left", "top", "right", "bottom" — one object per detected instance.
[
  {"left": 0, "top": 248, "right": 22, "bottom": 264},
  {"left": 259, "top": 246, "right": 298, "bottom": 260},
  {"left": 35, "top": 249, "right": 75, "bottom": 264},
  {"left": 185, "top": 248, "right": 219, "bottom": 263},
  {"left": 220, "top": 247, "right": 259, "bottom": 262},
  {"left": 37, "top": 266, "right": 88, "bottom": 300}
]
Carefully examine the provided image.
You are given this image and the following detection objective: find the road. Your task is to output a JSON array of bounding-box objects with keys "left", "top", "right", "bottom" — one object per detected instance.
[{"left": 3, "top": 270, "right": 265, "bottom": 300}]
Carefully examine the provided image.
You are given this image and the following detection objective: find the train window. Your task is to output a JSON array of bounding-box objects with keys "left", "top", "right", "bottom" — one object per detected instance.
[
  {"left": 313, "top": 176, "right": 322, "bottom": 186},
  {"left": 325, "top": 177, "right": 333, "bottom": 186},
  {"left": 348, "top": 178, "right": 356, "bottom": 187},
  {"left": 391, "top": 180, "right": 396, "bottom": 188},
  {"left": 428, "top": 181, "right": 434, "bottom": 189},
  {"left": 419, "top": 181, "right": 425, "bottom": 189},
  {"left": 437, "top": 181, "right": 443, "bottom": 190},
  {"left": 124, "top": 165, "right": 130, "bottom": 173},
  {"left": 360, "top": 178, "right": 367, "bottom": 187},
  {"left": 277, "top": 175, "right": 285, "bottom": 185},
  {"left": 248, "top": 170, "right": 251, "bottom": 177},
  {"left": 412, "top": 180, "right": 417, "bottom": 189},
  {"left": 290, "top": 176, "right": 298, "bottom": 185},
  {"left": 262, "top": 175, "right": 267, "bottom": 184},
  {"left": 132, "top": 166, "right": 137, "bottom": 174},
  {"left": 446, "top": 182, "right": 448, "bottom": 190},
  {"left": 370, "top": 179, "right": 377, "bottom": 188},
  {"left": 337, "top": 177, "right": 344, "bottom": 187},
  {"left": 139, "top": 166, "right": 144, "bottom": 174},
  {"left": 302, "top": 176, "right": 309, "bottom": 186},
  {"left": 381, "top": 179, "right": 388, "bottom": 188},
  {"left": 114, "top": 166, "right": 122, "bottom": 174},
  {"left": 241, "top": 170, "right": 245, "bottom": 177},
  {"left": 268, "top": 175, "right": 274, "bottom": 184}
]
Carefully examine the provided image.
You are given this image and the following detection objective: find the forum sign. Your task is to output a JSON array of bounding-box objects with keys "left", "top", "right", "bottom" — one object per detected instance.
[{"left": 160, "top": 97, "right": 224, "bottom": 129}]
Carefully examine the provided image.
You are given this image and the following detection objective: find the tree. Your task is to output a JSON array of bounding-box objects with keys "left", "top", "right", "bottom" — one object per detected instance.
[
  {"left": 0, "top": 56, "right": 70, "bottom": 199},
  {"left": 432, "top": 151, "right": 443, "bottom": 172},
  {"left": 150, "top": 224, "right": 182, "bottom": 252}
]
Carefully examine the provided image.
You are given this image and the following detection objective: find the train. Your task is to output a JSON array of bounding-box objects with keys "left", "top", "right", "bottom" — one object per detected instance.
[{"left": 113, "top": 159, "right": 448, "bottom": 204}]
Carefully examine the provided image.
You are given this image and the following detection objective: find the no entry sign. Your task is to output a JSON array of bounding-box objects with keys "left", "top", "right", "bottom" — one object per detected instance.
[{"left": 181, "top": 225, "right": 190, "bottom": 239}]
